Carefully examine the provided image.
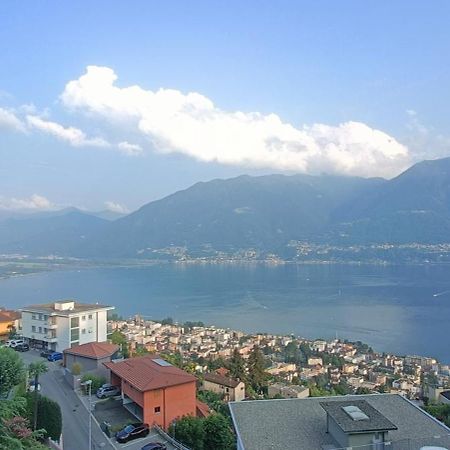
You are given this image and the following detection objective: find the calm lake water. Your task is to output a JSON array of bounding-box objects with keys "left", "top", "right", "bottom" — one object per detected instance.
[{"left": 1, "top": 263, "right": 450, "bottom": 362}]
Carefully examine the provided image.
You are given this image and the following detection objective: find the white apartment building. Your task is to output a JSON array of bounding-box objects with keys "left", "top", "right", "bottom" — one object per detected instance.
[{"left": 20, "top": 300, "right": 114, "bottom": 352}]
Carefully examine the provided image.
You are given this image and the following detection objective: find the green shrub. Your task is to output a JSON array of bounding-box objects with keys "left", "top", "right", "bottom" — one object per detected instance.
[
  {"left": 25, "top": 393, "right": 62, "bottom": 441},
  {"left": 80, "top": 373, "right": 106, "bottom": 393}
]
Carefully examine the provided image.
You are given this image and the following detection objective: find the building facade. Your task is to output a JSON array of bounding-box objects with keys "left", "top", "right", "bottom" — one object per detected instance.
[
  {"left": 21, "top": 300, "right": 114, "bottom": 352},
  {"left": 104, "top": 354, "right": 197, "bottom": 430},
  {"left": 202, "top": 372, "right": 245, "bottom": 402}
]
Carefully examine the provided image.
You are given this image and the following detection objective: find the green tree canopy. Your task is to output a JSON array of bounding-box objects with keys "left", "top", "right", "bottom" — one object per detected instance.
[
  {"left": 228, "top": 348, "right": 246, "bottom": 382},
  {"left": 203, "top": 413, "right": 235, "bottom": 450},
  {"left": 0, "top": 347, "right": 25, "bottom": 397},
  {"left": 169, "top": 416, "right": 205, "bottom": 450},
  {"left": 25, "top": 393, "right": 62, "bottom": 441},
  {"left": 247, "top": 346, "right": 267, "bottom": 394}
]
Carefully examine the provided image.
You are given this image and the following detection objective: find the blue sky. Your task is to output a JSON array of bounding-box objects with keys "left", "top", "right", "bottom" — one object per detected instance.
[{"left": 0, "top": 1, "right": 449, "bottom": 213}]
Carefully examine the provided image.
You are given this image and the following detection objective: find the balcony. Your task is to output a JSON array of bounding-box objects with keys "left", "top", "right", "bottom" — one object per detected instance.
[
  {"left": 45, "top": 334, "right": 57, "bottom": 342},
  {"left": 47, "top": 320, "right": 57, "bottom": 329}
]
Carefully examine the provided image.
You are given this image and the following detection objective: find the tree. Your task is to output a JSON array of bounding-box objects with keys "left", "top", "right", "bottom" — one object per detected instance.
[
  {"left": 247, "top": 346, "right": 267, "bottom": 394},
  {"left": 109, "top": 330, "right": 129, "bottom": 358},
  {"left": 25, "top": 393, "right": 62, "bottom": 441},
  {"left": 28, "top": 361, "right": 48, "bottom": 431},
  {"left": 203, "top": 413, "right": 235, "bottom": 450},
  {"left": 228, "top": 349, "right": 246, "bottom": 382},
  {"left": 0, "top": 397, "right": 47, "bottom": 449},
  {"left": 168, "top": 416, "right": 205, "bottom": 450},
  {"left": 0, "top": 347, "right": 25, "bottom": 397}
]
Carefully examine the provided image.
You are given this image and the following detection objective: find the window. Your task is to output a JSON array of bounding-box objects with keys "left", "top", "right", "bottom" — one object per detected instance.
[
  {"left": 32, "top": 326, "right": 36, "bottom": 332},
  {"left": 44, "top": 328, "right": 47, "bottom": 334},
  {"left": 38, "top": 314, "right": 43, "bottom": 321},
  {"left": 38, "top": 327, "right": 42, "bottom": 333},
  {"left": 154, "top": 406, "right": 161, "bottom": 414},
  {"left": 71, "top": 328, "right": 80, "bottom": 342},
  {"left": 44, "top": 315, "right": 48, "bottom": 320},
  {"left": 32, "top": 314, "right": 36, "bottom": 320},
  {"left": 88, "top": 314, "right": 93, "bottom": 320},
  {"left": 70, "top": 317, "right": 79, "bottom": 328},
  {"left": 82, "top": 315, "right": 86, "bottom": 321}
]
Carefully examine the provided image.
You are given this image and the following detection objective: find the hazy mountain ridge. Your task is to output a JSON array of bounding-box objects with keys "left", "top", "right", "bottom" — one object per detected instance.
[{"left": 2, "top": 158, "right": 450, "bottom": 259}]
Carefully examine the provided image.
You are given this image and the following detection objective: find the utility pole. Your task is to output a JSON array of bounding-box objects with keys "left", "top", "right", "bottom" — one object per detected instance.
[{"left": 81, "top": 379, "right": 93, "bottom": 450}]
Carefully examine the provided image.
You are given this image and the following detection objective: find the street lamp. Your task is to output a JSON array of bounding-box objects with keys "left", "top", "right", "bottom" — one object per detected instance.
[{"left": 81, "top": 379, "right": 92, "bottom": 450}]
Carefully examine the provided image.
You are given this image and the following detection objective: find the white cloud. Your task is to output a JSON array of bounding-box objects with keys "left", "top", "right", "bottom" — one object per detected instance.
[
  {"left": 0, "top": 107, "right": 26, "bottom": 132},
  {"left": 60, "top": 65, "right": 411, "bottom": 178},
  {"left": 118, "top": 141, "right": 143, "bottom": 156},
  {"left": 104, "top": 201, "right": 129, "bottom": 214},
  {"left": 0, "top": 194, "right": 55, "bottom": 211},
  {"left": 26, "top": 115, "right": 110, "bottom": 148}
]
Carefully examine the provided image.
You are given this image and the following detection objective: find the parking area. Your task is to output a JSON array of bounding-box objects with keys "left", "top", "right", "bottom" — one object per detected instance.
[
  {"left": 113, "top": 428, "right": 177, "bottom": 450},
  {"left": 15, "top": 348, "right": 181, "bottom": 450}
]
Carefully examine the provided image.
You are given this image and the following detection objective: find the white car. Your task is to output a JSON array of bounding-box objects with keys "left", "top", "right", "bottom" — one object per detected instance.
[
  {"left": 28, "top": 380, "right": 41, "bottom": 392},
  {"left": 6, "top": 339, "right": 25, "bottom": 348}
]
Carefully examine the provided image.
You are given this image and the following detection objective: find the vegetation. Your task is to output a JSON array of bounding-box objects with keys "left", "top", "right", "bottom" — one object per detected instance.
[
  {"left": 423, "top": 403, "right": 450, "bottom": 427},
  {"left": 25, "top": 393, "right": 62, "bottom": 441},
  {"left": 169, "top": 413, "right": 235, "bottom": 450},
  {"left": 28, "top": 361, "right": 48, "bottom": 430},
  {"left": 0, "top": 347, "right": 25, "bottom": 397},
  {"left": 80, "top": 373, "right": 106, "bottom": 393},
  {"left": 0, "top": 397, "right": 47, "bottom": 449},
  {"left": 247, "top": 346, "right": 268, "bottom": 394},
  {"left": 109, "top": 330, "right": 129, "bottom": 358}
]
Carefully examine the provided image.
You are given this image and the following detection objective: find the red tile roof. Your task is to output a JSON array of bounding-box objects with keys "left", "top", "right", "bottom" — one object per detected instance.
[
  {"left": 196, "top": 399, "right": 211, "bottom": 418},
  {"left": 0, "top": 310, "right": 20, "bottom": 322},
  {"left": 64, "top": 342, "right": 119, "bottom": 359},
  {"left": 104, "top": 354, "right": 196, "bottom": 392},
  {"left": 204, "top": 372, "right": 241, "bottom": 388}
]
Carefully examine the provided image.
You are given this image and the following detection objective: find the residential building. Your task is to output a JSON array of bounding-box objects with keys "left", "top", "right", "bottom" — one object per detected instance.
[
  {"left": 104, "top": 354, "right": 197, "bottom": 430},
  {"left": 202, "top": 372, "right": 245, "bottom": 402},
  {"left": 21, "top": 300, "right": 114, "bottom": 352},
  {"left": 229, "top": 394, "right": 450, "bottom": 450},
  {"left": 63, "top": 341, "right": 120, "bottom": 379},
  {"left": 0, "top": 309, "right": 20, "bottom": 341},
  {"left": 268, "top": 382, "right": 309, "bottom": 399}
]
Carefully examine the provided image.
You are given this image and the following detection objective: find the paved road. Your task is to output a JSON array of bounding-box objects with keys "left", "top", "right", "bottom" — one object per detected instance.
[{"left": 20, "top": 349, "right": 114, "bottom": 450}]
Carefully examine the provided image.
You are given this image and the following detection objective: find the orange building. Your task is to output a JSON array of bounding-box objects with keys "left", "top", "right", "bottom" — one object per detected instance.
[
  {"left": 0, "top": 310, "right": 20, "bottom": 341},
  {"left": 104, "top": 354, "right": 197, "bottom": 430}
]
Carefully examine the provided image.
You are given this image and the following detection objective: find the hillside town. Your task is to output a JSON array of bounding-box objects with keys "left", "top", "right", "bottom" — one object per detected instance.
[
  {"left": 2, "top": 300, "right": 450, "bottom": 450},
  {"left": 108, "top": 314, "right": 450, "bottom": 403}
]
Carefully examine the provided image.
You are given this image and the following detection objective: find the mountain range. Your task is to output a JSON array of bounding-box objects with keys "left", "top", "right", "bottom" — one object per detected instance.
[{"left": 2, "top": 157, "right": 450, "bottom": 260}]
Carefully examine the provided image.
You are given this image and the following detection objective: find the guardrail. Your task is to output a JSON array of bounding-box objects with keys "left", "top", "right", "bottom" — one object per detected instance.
[{"left": 153, "top": 424, "right": 191, "bottom": 450}]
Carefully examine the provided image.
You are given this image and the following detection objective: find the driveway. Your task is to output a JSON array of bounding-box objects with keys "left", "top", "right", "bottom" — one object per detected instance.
[{"left": 18, "top": 348, "right": 115, "bottom": 450}]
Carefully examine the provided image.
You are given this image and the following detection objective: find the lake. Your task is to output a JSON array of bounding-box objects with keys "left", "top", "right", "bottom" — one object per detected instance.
[{"left": 1, "top": 263, "right": 450, "bottom": 362}]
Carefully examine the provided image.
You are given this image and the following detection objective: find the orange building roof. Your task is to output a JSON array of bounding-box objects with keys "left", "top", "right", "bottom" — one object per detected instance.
[
  {"left": 196, "top": 399, "right": 211, "bottom": 418},
  {"left": 0, "top": 310, "right": 20, "bottom": 322},
  {"left": 104, "top": 354, "right": 196, "bottom": 392},
  {"left": 64, "top": 342, "right": 119, "bottom": 359}
]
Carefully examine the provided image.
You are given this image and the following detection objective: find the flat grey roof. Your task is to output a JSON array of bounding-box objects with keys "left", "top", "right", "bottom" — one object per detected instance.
[
  {"left": 320, "top": 400, "right": 397, "bottom": 433},
  {"left": 229, "top": 394, "right": 450, "bottom": 450},
  {"left": 21, "top": 301, "right": 113, "bottom": 315}
]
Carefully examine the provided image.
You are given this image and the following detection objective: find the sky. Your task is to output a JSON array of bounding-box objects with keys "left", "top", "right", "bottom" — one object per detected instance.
[{"left": 0, "top": 1, "right": 449, "bottom": 214}]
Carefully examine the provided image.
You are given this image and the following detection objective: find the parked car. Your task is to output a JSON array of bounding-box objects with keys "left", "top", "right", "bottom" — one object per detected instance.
[
  {"left": 28, "top": 380, "right": 41, "bottom": 392},
  {"left": 96, "top": 385, "right": 120, "bottom": 399},
  {"left": 116, "top": 423, "right": 150, "bottom": 443},
  {"left": 40, "top": 349, "right": 55, "bottom": 358},
  {"left": 142, "top": 444, "right": 167, "bottom": 450},
  {"left": 15, "top": 343, "right": 30, "bottom": 352},
  {"left": 47, "top": 351, "right": 63, "bottom": 362},
  {"left": 6, "top": 339, "right": 25, "bottom": 348}
]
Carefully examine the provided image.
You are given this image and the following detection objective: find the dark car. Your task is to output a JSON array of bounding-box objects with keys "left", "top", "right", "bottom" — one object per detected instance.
[
  {"left": 40, "top": 349, "right": 55, "bottom": 358},
  {"left": 116, "top": 423, "right": 149, "bottom": 443},
  {"left": 47, "top": 351, "right": 63, "bottom": 362},
  {"left": 15, "top": 343, "right": 30, "bottom": 352},
  {"left": 142, "top": 444, "right": 166, "bottom": 450}
]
